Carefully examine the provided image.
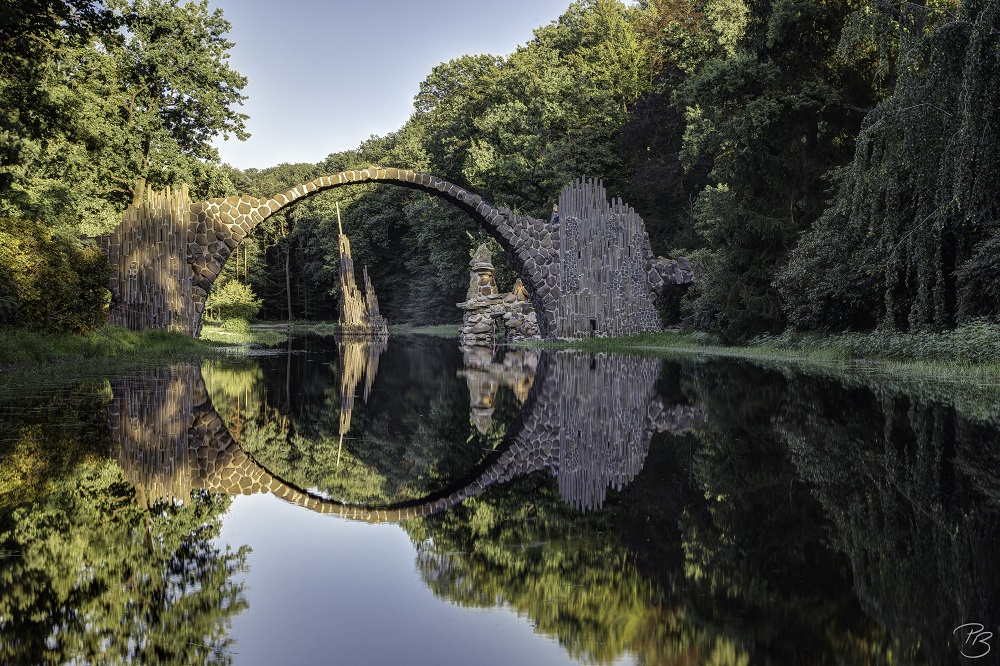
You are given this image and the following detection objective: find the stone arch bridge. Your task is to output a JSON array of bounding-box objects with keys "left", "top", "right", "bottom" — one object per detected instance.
[
  {"left": 98, "top": 168, "right": 693, "bottom": 339},
  {"left": 110, "top": 351, "right": 700, "bottom": 520}
]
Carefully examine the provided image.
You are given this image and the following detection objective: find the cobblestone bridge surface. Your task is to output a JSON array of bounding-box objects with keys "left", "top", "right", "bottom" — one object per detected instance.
[{"left": 110, "top": 351, "right": 700, "bottom": 521}]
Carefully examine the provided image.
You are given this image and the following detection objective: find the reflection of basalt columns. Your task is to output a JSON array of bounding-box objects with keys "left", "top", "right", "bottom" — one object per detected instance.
[
  {"left": 108, "top": 354, "right": 700, "bottom": 520},
  {"left": 108, "top": 365, "right": 200, "bottom": 502},
  {"left": 337, "top": 336, "right": 387, "bottom": 440}
]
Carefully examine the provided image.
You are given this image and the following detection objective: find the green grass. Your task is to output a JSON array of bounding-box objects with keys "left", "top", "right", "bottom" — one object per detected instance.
[
  {"left": 520, "top": 324, "right": 1000, "bottom": 386},
  {"left": 0, "top": 325, "right": 231, "bottom": 391},
  {"left": 199, "top": 322, "right": 288, "bottom": 346},
  {"left": 0, "top": 325, "right": 222, "bottom": 368},
  {"left": 197, "top": 318, "right": 462, "bottom": 342},
  {"left": 389, "top": 323, "right": 460, "bottom": 337}
]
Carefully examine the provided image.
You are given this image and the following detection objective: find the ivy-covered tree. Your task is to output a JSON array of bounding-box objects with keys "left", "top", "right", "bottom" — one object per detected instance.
[{"left": 779, "top": 0, "right": 998, "bottom": 332}]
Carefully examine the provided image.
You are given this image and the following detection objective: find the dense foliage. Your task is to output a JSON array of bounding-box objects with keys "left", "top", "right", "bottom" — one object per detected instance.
[
  {"left": 778, "top": 0, "right": 1000, "bottom": 333},
  {"left": 203, "top": 338, "right": 514, "bottom": 505},
  {"left": 0, "top": 217, "right": 110, "bottom": 332},
  {"left": 1, "top": 0, "right": 247, "bottom": 232},
  {"left": 205, "top": 278, "right": 262, "bottom": 322},
  {"left": 2, "top": 0, "right": 997, "bottom": 339},
  {"left": 0, "top": 383, "right": 247, "bottom": 664}
]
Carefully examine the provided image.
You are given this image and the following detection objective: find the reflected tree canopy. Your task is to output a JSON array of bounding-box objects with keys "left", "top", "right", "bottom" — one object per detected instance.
[
  {"left": 3, "top": 339, "right": 1000, "bottom": 664},
  {"left": 0, "top": 386, "right": 248, "bottom": 665}
]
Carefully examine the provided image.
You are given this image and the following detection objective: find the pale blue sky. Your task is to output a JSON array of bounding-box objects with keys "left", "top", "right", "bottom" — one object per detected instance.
[{"left": 208, "top": 0, "right": 575, "bottom": 170}]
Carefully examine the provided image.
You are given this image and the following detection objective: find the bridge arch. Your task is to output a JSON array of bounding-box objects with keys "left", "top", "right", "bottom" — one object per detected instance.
[
  {"left": 110, "top": 352, "right": 695, "bottom": 522},
  {"left": 186, "top": 167, "right": 560, "bottom": 336}
]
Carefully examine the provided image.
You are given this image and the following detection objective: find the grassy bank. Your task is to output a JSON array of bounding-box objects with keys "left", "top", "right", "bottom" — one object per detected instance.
[
  {"left": 0, "top": 325, "right": 224, "bottom": 368},
  {"left": 531, "top": 322, "right": 1000, "bottom": 383},
  {"left": 0, "top": 326, "right": 229, "bottom": 390},
  {"left": 390, "top": 323, "right": 460, "bottom": 337}
]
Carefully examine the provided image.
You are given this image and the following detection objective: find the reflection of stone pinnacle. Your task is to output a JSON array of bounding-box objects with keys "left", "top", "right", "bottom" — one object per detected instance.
[
  {"left": 337, "top": 431, "right": 344, "bottom": 470},
  {"left": 472, "top": 407, "right": 495, "bottom": 435}
]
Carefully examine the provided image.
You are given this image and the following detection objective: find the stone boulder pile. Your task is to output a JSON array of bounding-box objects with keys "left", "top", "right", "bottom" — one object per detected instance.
[
  {"left": 457, "top": 244, "right": 540, "bottom": 346},
  {"left": 648, "top": 256, "right": 695, "bottom": 294}
]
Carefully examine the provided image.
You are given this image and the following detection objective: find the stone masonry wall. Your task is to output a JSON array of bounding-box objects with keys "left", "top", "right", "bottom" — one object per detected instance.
[
  {"left": 103, "top": 168, "right": 693, "bottom": 340},
  {"left": 457, "top": 244, "right": 540, "bottom": 345}
]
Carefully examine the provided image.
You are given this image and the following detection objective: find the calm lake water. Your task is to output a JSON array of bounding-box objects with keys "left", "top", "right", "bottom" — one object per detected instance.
[{"left": 2, "top": 335, "right": 999, "bottom": 664}]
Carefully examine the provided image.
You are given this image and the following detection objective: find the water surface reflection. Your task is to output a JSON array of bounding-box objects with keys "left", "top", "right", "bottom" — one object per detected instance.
[
  {"left": 1, "top": 338, "right": 999, "bottom": 664},
  {"left": 109, "top": 343, "right": 696, "bottom": 519}
]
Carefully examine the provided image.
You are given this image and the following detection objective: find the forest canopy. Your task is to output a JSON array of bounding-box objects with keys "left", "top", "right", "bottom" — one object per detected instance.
[{"left": 2, "top": 0, "right": 997, "bottom": 338}]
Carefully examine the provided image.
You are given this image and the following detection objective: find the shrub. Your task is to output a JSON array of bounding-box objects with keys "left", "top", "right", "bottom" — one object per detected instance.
[
  {"left": 206, "top": 279, "right": 262, "bottom": 321},
  {"left": 0, "top": 217, "right": 111, "bottom": 333},
  {"left": 222, "top": 317, "right": 249, "bottom": 334}
]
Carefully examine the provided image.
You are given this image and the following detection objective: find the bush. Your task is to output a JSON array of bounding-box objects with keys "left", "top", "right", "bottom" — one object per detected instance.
[
  {"left": 0, "top": 217, "right": 111, "bottom": 333},
  {"left": 222, "top": 317, "right": 249, "bottom": 334},
  {"left": 833, "top": 320, "right": 1000, "bottom": 364},
  {"left": 206, "top": 279, "right": 262, "bottom": 321}
]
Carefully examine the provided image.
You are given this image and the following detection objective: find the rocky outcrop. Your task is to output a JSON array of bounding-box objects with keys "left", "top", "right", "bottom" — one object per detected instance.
[
  {"left": 456, "top": 244, "right": 540, "bottom": 346},
  {"left": 648, "top": 256, "right": 694, "bottom": 294},
  {"left": 338, "top": 223, "right": 388, "bottom": 337}
]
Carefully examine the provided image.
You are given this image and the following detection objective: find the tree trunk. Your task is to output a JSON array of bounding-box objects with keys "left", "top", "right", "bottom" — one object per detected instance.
[
  {"left": 131, "top": 177, "right": 146, "bottom": 207},
  {"left": 285, "top": 247, "right": 293, "bottom": 321}
]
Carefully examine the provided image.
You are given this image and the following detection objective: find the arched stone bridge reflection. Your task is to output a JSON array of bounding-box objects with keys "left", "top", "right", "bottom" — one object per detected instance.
[{"left": 110, "top": 351, "right": 700, "bottom": 521}]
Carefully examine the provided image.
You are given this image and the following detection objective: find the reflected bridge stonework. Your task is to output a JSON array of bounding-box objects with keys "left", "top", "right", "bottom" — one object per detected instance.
[{"left": 108, "top": 351, "right": 700, "bottom": 521}]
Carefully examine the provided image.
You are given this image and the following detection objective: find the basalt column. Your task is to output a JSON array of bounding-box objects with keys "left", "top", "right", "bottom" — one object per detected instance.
[
  {"left": 97, "top": 185, "right": 197, "bottom": 335},
  {"left": 555, "top": 179, "right": 662, "bottom": 337}
]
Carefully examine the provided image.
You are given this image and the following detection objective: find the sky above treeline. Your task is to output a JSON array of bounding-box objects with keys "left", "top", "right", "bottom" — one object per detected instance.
[{"left": 208, "top": 0, "right": 574, "bottom": 170}]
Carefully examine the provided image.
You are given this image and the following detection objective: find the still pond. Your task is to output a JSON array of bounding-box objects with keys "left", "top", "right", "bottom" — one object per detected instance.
[{"left": 1, "top": 335, "right": 998, "bottom": 664}]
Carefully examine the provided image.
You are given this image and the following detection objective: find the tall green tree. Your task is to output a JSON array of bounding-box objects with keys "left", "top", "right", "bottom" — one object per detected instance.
[
  {"left": 0, "top": 0, "right": 248, "bottom": 233},
  {"left": 676, "top": 0, "right": 878, "bottom": 341},
  {"left": 463, "top": 0, "right": 654, "bottom": 217}
]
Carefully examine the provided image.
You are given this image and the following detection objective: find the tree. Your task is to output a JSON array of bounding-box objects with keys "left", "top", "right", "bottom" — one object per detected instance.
[
  {"left": 104, "top": 0, "right": 249, "bottom": 205},
  {"left": 0, "top": 0, "right": 248, "bottom": 233},
  {"left": 463, "top": 0, "right": 654, "bottom": 217},
  {"left": 0, "top": 463, "right": 248, "bottom": 664},
  {"left": 779, "top": 0, "right": 998, "bottom": 332},
  {"left": 204, "top": 278, "right": 262, "bottom": 322},
  {"left": 0, "top": 217, "right": 110, "bottom": 332},
  {"left": 675, "top": 0, "right": 878, "bottom": 341},
  {"left": 414, "top": 55, "right": 504, "bottom": 185}
]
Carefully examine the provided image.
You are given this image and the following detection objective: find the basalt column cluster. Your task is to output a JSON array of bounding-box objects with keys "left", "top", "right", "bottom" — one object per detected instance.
[
  {"left": 97, "top": 185, "right": 197, "bottom": 335},
  {"left": 555, "top": 179, "right": 671, "bottom": 337},
  {"left": 337, "top": 226, "right": 388, "bottom": 337}
]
